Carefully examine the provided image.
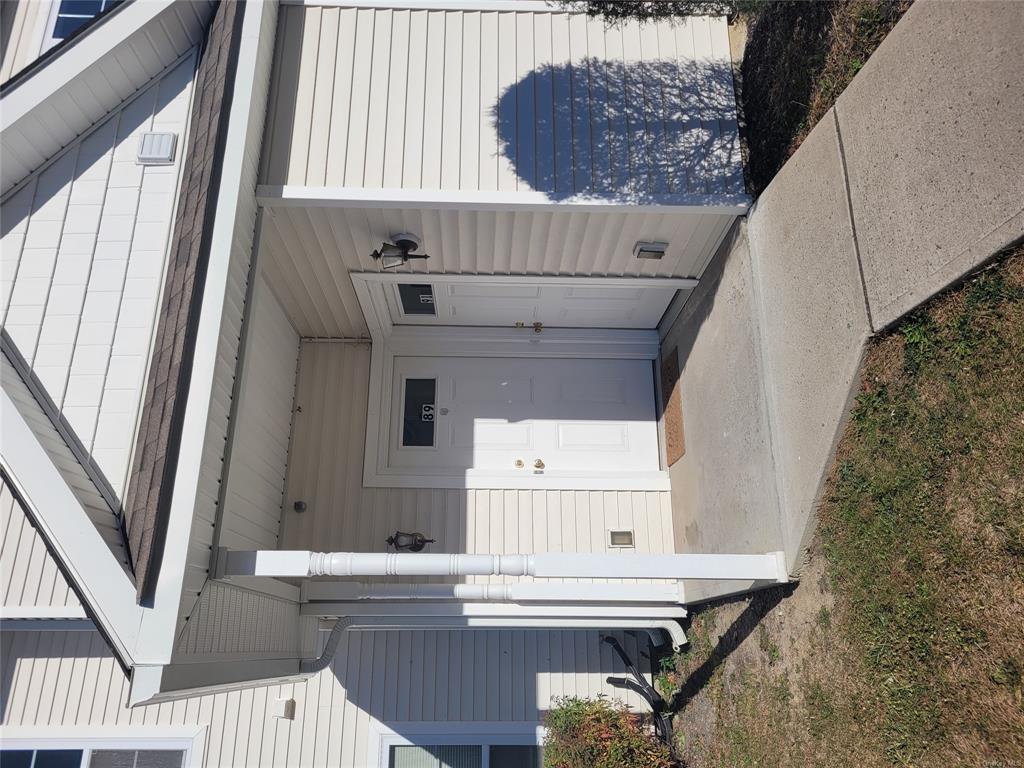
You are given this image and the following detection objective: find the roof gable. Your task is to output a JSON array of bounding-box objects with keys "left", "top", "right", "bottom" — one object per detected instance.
[{"left": 0, "top": 0, "right": 213, "bottom": 194}]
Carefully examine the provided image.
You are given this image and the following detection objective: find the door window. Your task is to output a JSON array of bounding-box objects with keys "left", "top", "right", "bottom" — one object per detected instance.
[
  {"left": 401, "top": 378, "right": 437, "bottom": 447},
  {"left": 397, "top": 284, "right": 436, "bottom": 316}
]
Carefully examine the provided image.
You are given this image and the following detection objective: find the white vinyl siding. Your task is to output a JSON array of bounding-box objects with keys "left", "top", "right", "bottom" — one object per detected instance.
[
  {"left": 261, "top": 6, "right": 742, "bottom": 198},
  {"left": 260, "top": 205, "right": 730, "bottom": 338},
  {"left": 218, "top": 271, "right": 299, "bottom": 552},
  {"left": 172, "top": 581, "right": 310, "bottom": 664},
  {"left": 0, "top": 478, "right": 81, "bottom": 611},
  {"left": 0, "top": 51, "right": 197, "bottom": 499},
  {"left": 0, "top": 3, "right": 214, "bottom": 195},
  {"left": 279, "top": 342, "right": 674, "bottom": 577},
  {"left": 1, "top": 627, "right": 650, "bottom": 767}
]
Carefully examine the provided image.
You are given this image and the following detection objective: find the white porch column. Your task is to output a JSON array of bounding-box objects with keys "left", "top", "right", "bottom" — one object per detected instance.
[{"left": 218, "top": 549, "right": 789, "bottom": 583}]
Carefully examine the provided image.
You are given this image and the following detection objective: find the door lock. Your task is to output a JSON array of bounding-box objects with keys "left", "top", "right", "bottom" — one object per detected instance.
[{"left": 514, "top": 459, "right": 525, "bottom": 469}]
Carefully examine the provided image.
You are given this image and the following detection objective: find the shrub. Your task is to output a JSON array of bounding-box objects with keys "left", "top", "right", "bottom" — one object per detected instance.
[{"left": 543, "top": 696, "right": 676, "bottom": 768}]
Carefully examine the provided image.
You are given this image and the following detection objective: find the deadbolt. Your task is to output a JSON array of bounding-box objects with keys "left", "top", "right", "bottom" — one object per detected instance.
[
  {"left": 533, "top": 458, "right": 545, "bottom": 469},
  {"left": 514, "top": 459, "right": 525, "bottom": 468}
]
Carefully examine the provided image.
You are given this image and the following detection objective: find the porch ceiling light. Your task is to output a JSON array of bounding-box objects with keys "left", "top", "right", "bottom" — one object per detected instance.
[
  {"left": 633, "top": 241, "right": 668, "bottom": 260},
  {"left": 371, "top": 232, "right": 430, "bottom": 270}
]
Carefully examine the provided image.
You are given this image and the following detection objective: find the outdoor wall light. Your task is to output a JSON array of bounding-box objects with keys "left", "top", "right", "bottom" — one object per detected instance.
[
  {"left": 633, "top": 241, "right": 668, "bottom": 260},
  {"left": 386, "top": 530, "right": 436, "bottom": 552},
  {"left": 371, "top": 232, "right": 430, "bottom": 270}
]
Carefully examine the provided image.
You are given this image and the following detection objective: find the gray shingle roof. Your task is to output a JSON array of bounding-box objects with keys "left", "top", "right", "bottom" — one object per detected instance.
[{"left": 123, "top": 0, "right": 245, "bottom": 603}]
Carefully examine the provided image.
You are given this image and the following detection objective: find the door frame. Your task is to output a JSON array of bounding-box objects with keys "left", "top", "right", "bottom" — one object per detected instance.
[{"left": 352, "top": 274, "right": 679, "bottom": 490}]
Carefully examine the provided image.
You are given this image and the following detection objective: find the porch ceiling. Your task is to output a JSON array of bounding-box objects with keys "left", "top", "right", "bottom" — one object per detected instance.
[{"left": 259, "top": 204, "right": 734, "bottom": 338}]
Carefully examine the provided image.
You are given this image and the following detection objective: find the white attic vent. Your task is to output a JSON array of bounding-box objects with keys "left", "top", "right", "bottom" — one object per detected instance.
[{"left": 137, "top": 132, "right": 177, "bottom": 165}]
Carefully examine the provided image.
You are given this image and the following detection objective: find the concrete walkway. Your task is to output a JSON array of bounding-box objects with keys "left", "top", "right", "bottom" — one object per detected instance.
[{"left": 665, "top": 0, "right": 1024, "bottom": 599}]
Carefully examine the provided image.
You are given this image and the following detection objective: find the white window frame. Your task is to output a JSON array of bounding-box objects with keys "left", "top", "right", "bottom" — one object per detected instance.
[
  {"left": 41, "top": 0, "right": 118, "bottom": 52},
  {"left": 0, "top": 726, "right": 206, "bottom": 768},
  {"left": 351, "top": 273, "right": 683, "bottom": 491},
  {"left": 368, "top": 721, "right": 545, "bottom": 768}
]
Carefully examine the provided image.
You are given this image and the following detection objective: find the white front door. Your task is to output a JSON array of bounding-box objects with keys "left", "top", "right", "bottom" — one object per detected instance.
[{"left": 388, "top": 356, "right": 663, "bottom": 488}]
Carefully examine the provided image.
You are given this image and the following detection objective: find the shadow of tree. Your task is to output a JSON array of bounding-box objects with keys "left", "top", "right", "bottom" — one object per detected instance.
[
  {"left": 492, "top": 56, "right": 743, "bottom": 202},
  {"left": 670, "top": 583, "right": 795, "bottom": 712}
]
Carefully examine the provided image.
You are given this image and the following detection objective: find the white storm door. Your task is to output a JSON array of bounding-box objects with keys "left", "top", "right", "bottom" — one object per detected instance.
[{"left": 388, "top": 356, "right": 661, "bottom": 486}]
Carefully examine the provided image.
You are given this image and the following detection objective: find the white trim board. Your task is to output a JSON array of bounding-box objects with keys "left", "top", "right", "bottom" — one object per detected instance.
[
  {"left": 1, "top": 388, "right": 143, "bottom": 665},
  {"left": 257, "top": 185, "right": 751, "bottom": 215}
]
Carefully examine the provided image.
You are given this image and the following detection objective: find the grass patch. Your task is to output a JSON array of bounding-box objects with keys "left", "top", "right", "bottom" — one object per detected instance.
[
  {"left": 740, "top": 0, "right": 911, "bottom": 193},
  {"left": 819, "top": 246, "right": 1024, "bottom": 765}
]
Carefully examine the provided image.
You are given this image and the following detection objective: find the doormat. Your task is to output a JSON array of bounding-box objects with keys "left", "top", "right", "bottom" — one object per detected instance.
[{"left": 660, "top": 347, "right": 685, "bottom": 466}]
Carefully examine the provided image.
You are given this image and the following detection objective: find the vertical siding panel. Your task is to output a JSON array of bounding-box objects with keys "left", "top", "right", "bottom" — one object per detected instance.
[
  {"left": 514, "top": 13, "right": 536, "bottom": 190},
  {"left": 495, "top": 12, "right": 520, "bottom": 192},
  {"left": 689, "top": 17, "right": 721, "bottom": 195},
  {"left": 568, "top": 14, "right": 593, "bottom": 194},
  {"left": 419, "top": 629, "right": 436, "bottom": 722},
  {"left": 439, "top": 11, "right": 465, "bottom": 189},
  {"left": 602, "top": 23, "right": 630, "bottom": 194},
  {"left": 640, "top": 22, "right": 670, "bottom": 195},
  {"left": 383, "top": 11, "right": 412, "bottom": 188},
  {"left": 708, "top": 15, "right": 743, "bottom": 194},
  {"left": 325, "top": 8, "right": 358, "bottom": 186},
  {"left": 478, "top": 12, "right": 500, "bottom": 192},
  {"left": 620, "top": 21, "right": 650, "bottom": 197},
  {"left": 344, "top": 9, "right": 377, "bottom": 186},
  {"left": 587, "top": 18, "right": 612, "bottom": 193},
  {"left": 420, "top": 11, "right": 447, "bottom": 188},
  {"left": 363, "top": 9, "right": 394, "bottom": 188},
  {"left": 306, "top": 8, "right": 339, "bottom": 186},
  {"left": 533, "top": 13, "right": 555, "bottom": 195},
  {"left": 459, "top": 12, "right": 482, "bottom": 191},
  {"left": 658, "top": 21, "right": 690, "bottom": 195},
  {"left": 402, "top": 11, "right": 429, "bottom": 188}
]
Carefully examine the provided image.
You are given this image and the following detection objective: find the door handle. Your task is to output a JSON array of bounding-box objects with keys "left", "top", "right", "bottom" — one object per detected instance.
[{"left": 533, "top": 459, "right": 545, "bottom": 469}]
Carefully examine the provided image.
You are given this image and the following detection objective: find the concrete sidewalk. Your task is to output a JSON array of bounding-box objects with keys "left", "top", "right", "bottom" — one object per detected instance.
[{"left": 665, "top": 0, "right": 1024, "bottom": 595}]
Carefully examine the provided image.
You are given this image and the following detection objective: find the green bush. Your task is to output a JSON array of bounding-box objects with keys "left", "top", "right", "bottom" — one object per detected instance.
[{"left": 543, "top": 696, "right": 676, "bottom": 768}]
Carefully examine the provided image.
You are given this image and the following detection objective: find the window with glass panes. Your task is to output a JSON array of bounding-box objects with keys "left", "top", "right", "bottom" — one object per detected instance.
[
  {"left": 389, "top": 744, "right": 543, "bottom": 768},
  {"left": 49, "top": 1, "right": 123, "bottom": 41},
  {"left": 0, "top": 749, "right": 184, "bottom": 768}
]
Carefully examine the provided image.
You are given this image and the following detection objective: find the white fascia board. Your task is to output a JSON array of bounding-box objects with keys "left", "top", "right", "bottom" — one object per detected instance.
[
  {"left": 130, "top": 0, "right": 279, "bottom": 666},
  {"left": 0, "top": 1, "right": 177, "bottom": 130},
  {"left": 257, "top": 185, "right": 752, "bottom": 215},
  {"left": 129, "top": 659, "right": 304, "bottom": 707},
  {"left": 0, "top": 388, "right": 142, "bottom": 665}
]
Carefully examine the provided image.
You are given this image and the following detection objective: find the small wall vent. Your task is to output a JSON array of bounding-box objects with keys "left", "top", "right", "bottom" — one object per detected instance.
[
  {"left": 608, "top": 529, "right": 635, "bottom": 548},
  {"left": 137, "top": 132, "right": 178, "bottom": 165},
  {"left": 633, "top": 241, "right": 668, "bottom": 260}
]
